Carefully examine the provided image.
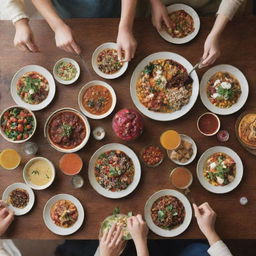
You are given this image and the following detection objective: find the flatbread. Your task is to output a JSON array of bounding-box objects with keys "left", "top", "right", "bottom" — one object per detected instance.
[{"left": 100, "top": 214, "right": 131, "bottom": 240}]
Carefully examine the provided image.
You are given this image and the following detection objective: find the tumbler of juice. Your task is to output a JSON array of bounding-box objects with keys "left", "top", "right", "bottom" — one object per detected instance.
[
  {"left": 0, "top": 149, "right": 21, "bottom": 170},
  {"left": 160, "top": 130, "right": 181, "bottom": 150}
]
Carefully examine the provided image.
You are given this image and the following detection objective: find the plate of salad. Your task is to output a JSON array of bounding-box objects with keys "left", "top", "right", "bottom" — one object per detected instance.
[
  {"left": 0, "top": 105, "right": 36, "bottom": 143},
  {"left": 11, "top": 65, "right": 56, "bottom": 111}
]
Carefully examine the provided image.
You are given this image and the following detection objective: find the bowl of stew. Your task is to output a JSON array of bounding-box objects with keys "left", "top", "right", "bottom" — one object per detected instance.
[
  {"left": 0, "top": 105, "right": 37, "bottom": 143},
  {"left": 44, "top": 108, "right": 91, "bottom": 153},
  {"left": 53, "top": 58, "right": 80, "bottom": 85},
  {"left": 78, "top": 80, "right": 117, "bottom": 119},
  {"left": 92, "top": 42, "right": 128, "bottom": 79}
]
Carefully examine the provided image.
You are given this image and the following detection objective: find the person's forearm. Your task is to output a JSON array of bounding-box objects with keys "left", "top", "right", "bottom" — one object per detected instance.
[
  {"left": 134, "top": 238, "right": 149, "bottom": 256},
  {"left": 119, "top": 0, "right": 137, "bottom": 32},
  {"left": 149, "top": 0, "right": 162, "bottom": 6},
  {"left": 205, "top": 230, "right": 221, "bottom": 246},
  {"left": 209, "top": 14, "right": 229, "bottom": 38},
  {"left": 31, "top": 0, "right": 65, "bottom": 32}
]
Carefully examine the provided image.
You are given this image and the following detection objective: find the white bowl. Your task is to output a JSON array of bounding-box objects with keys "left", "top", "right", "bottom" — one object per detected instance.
[
  {"left": 0, "top": 105, "right": 37, "bottom": 144},
  {"left": 2, "top": 183, "right": 35, "bottom": 216},
  {"left": 92, "top": 42, "right": 128, "bottom": 79},
  {"left": 23, "top": 157, "right": 55, "bottom": 190},
  {"left": 78, "top": 80, "right": 117, "bottom": 119},
  {"left": 158, "top": 4, "right": 200, "bottom": 44},
  {"left": 43, "top": 194, "right": 84, "bottom": 236},
  {"left": 197, "top": 112, "right": 220, "bottom": 136},
  {"left": 53, "top": 58, "right": 80, "bottom": 85},
  {"left": 200, "top": 64, "right": 249, "bottom": 115},
  {"left": 44, "top": 108, "right": 91, "bottom": 153},
  {"left": 130, "top": 52, "right": 199, "bottom": 121},
  {"left": 144, "top": 189, "right": 192, "bottom": 237},
  {"left": 11, "top": 65, "right": 56, "bottom": 111},
  {"left": 196, "top": 146, "right": 243, "bottom": 194},
  {"left": 88, "top": 143, "right": 141, "bottom": 199},
  {"left": 167, "top": 134, "right": 197, "bottom": 165}
]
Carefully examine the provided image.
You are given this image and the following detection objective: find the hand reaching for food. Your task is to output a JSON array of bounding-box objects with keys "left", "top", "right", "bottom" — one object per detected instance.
[
  {"left": 151, "top": 0, "right": 171, "bottom": 31},
  {"left": 14, "top": 18, "right": 39, "bottom": 52},
  {"left": 193, "top": 203, "right": 221, "bottom": 245},
  {"left": 116, "top": 29, "right": 137, "bottom": 62},
  {"left": 54, "top": 23, "right": 81, "bottom": 55},
  {"left": 201, "top": 33, "right": 221, "bottom": 67},
  {"left": 0, "top": 201, "right": 14, "bottom": 236},
  {"left": 99, "top": 224, "right": 125, "bottom": 256},
  {"left": 127, "top": 215, "right": 149, "bottom": 256}
]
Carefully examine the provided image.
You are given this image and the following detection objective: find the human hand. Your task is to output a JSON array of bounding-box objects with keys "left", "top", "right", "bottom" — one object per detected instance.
[
  {"left": 127, "top": 214, "right": 148, "bottom": 243},
  {"left": 54, "top": 23, "right": 81, "bottom": 55},
  {"left": 14, "top": 18, "right": 39, "bottom": 52},
  {"left": 117, "top": 28, "right": 137, "bottom": 62},
  {"left": 99, "top": 224, "right": 125, "bottom": 256},
  {"left": 151, "top": 0, "right": 170, "bottom": 31},
  {"left": 201, "top": 33, "right": 221, "bottom": 67},
  {"left": 0, "top": 201, "right": 14, "bottom": 236},
  {"left": 193, "top": 203, "right": 220, "bottom": 245}
]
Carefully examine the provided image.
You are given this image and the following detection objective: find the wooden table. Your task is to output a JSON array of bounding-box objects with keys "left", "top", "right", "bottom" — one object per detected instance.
[{"left": 1, "top": 17, "right": 256, "bottom": 239}]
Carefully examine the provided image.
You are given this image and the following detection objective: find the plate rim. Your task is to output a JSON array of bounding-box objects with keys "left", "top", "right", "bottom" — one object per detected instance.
[
  {"left": 196, "top": 146, "right": 243, "bottom": 194},
  {"left": 158, "top": 3, "right": 200, "bottom": 44},
  {"left": 88, "top": 143, "right": 141, "bottom": 199},
  {"left": 2, "top": 182, "right": 35, "bottom": 216},
  {"left": 130, "top": 51, "right": 199, "bottom": 121},
  {"left": 144, "top": 189, "right": 192, "bottom": 237},
  {"left": 11, "top": 65, "right": 56, "bottom": 111},
  {"left": 43, "top": 193, "right": 85, "bottom": 236},
  {"left": 200, "top": 64, "right": 249, "bottom": 115}
]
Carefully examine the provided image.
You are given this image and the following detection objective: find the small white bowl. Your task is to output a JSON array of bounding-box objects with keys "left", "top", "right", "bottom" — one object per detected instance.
[
  {"left": 92, "top": 42, "right": 128, "bottom": 79},
  {"left": 167, "top": 134, "right": 197, "bottom": 166},
  {"left": 53, "top": 58, "right": 80, "bottom": 85},
  {"left": 197, "top": 112, "right": 221, "bottom": 136},
  {"left": 2, "top": 182, "right": 35, "bottom": 216},
  {"left": 23, "top": 157, "right": 55, "bottom": 190},
  {"left": 0, "top": 105, "right": 37, "bottom": 144},
  {"left": 78, "top": 80, "right": 117, "bottom": 119}
]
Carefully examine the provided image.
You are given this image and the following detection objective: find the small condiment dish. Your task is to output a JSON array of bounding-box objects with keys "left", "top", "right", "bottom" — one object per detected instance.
[
  {"left": 23, "top": 157, "right": 55, "bottom": 190},
  {"left": 53, "top": 57, "right": 80, "bottom": 85},
  {"left": 197, "top": 112, "right": 220, "bottom": 136}
]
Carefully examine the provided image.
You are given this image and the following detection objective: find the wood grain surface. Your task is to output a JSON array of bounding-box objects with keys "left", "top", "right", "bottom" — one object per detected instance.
[{"left": 0, "top": 17, "right": 256, "bottom": 239}]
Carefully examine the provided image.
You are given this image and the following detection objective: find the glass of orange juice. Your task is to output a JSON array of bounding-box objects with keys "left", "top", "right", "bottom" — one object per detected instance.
[
  {"left": 0, "top": 149, "right": 21, "bottom": 170},
  {"left": 160, "top": 130, "right": 181, "bottom": 150}
]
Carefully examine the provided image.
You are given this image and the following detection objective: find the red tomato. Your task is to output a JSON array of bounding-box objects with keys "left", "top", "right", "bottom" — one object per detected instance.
[
  {"left": 17, "top": 134, "right": 22, "bottom": 140},
  {"left": 23, "top": 133, "right": 29, "bottom": 139},
  {"left": 17, "top": 124, "right": 24, "bottom": 132}
]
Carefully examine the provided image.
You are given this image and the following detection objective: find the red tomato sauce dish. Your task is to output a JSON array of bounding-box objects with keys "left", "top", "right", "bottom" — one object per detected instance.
[{"left": 197, "top": 112, "right": 220, "bottom": 136}]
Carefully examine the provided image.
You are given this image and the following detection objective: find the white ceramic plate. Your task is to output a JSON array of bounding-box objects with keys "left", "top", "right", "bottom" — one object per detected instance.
[
  {"left": 78, "top": 80, "right": 117, "bottom": 119},
  {"left": 92, "top": 42, "right": 128, "bottom": 79},
  {"left": 23, "top": 157, "right": 55, "bottom": 190},
  {"left": 168, "top": 134, "right": 197, "bottom": 165},
  {"left": 144, "top": 189, "right": 192, "bottom": 237},
  {"left": 11, "top": 65, "right": 56, "bottom": 111},
  {"left": 0, "top": 105, "right": 37, "bottom": 144},
  {"left": 130, "top": 52, "right": 199, "bottom": 121},
  {"left": 158, "top": 4, "right": 200, "bottom": 44},
  {"left": 2, "top": 183, "right": 35, "bottom": 216},
  {"left": 44, "top": 107, "right": 91, "bottom": 153},
  {"left": 197, "top": 146, "right": 243, "bottom": 194},
  {"left": 88, "top": 143, "right": 141, "bottom": 199},
  {"left": 200, "top": 64, "right": 249, "bottom": 115},
  {"left": 43, "top": 194, "right": 84, "bottom": 236},
  {"left": 53, "top": 58, "right": 80, "bottom": 85}
]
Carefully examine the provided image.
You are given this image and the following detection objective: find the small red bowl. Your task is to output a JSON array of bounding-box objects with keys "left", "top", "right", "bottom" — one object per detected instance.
[{"left": 197, "top": 112, "right": 220, "bottom": 136}]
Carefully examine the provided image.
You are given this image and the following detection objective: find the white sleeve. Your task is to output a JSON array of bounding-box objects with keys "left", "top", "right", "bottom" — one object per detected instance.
[
  {"left": 1, "top": 0, "right": 29, "bottom": 23},
  {"left": 207, "top": 240, "right": 233, "bottom": 256},
  {"left": 0, "top": 240, "right": 11, "bottom": 256},
  {"left": 217, "top": 0, "right": 245, "bottom": 20}
]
